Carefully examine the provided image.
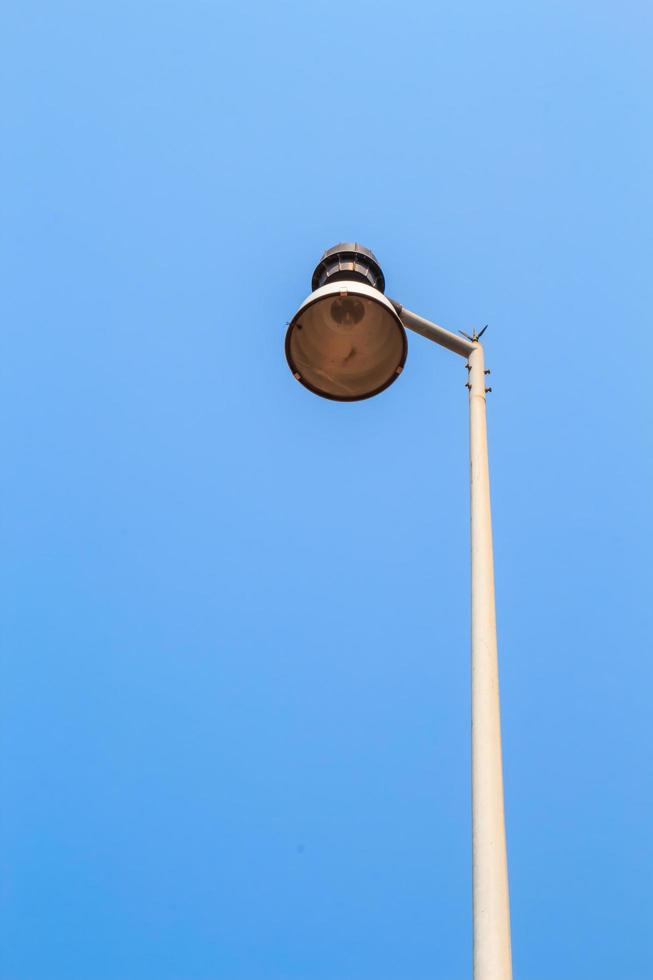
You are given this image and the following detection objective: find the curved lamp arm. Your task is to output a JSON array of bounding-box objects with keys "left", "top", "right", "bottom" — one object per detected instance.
[{"left": 388, "top": 298, "right": 476, "bottom": 358}]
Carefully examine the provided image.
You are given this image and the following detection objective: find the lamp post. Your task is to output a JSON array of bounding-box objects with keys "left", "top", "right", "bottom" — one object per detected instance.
[{"left": 285, "top": 244, "right": 512, "bottom": 980}]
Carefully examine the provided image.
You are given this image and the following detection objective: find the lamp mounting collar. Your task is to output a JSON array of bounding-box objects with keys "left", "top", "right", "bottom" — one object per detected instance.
[{"left": 311, "top": 243, "right": 386, "bottom": 293}]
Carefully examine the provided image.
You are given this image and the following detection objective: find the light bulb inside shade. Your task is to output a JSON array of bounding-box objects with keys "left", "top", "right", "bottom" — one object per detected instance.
[
  {"left": 329, "top": 297, "right": 365, "bottom": 327},
  {"left": 286, "top": 286, "right": 407, "bottom": 401}
]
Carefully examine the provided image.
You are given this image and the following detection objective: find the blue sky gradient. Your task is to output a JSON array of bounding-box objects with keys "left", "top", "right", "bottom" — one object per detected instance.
[{"left": 1, "top": 2, "right": 652, "bottom": 978}]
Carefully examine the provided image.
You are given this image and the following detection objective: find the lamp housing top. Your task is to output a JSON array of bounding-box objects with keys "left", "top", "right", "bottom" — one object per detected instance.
[{"left": 311, "top": 243, "right": 385, "bottom": 294}]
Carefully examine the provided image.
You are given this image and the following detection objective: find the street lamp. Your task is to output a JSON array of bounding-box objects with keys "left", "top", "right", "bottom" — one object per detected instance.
[
  {"left": 285, "top": 243, "right": 513, "bottom": 980},
  {"left": 285, "top": 244, "right": 408, "bottom": 401}
]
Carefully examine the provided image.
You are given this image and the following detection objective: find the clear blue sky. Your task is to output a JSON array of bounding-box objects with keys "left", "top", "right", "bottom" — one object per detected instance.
[{"left": 1, "top": 2, "right": 651, "bottom": 978}]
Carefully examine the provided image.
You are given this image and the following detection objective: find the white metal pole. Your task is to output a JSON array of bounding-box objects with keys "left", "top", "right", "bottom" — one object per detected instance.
[
  {"left": 397, "top": 308, "right": 513, "bottom": 977},
  {"left": 468, "top": 343, "right": 512, "bottom": 980}
]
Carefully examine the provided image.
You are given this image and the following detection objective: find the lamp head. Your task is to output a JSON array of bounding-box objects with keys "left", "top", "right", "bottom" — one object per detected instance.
[{"left": 285, "top": 244, "right": 407, "bottom": 401}]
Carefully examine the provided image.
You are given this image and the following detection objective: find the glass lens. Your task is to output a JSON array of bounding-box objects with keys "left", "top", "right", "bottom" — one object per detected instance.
[{"left": 288, "top": 294, "right": 406, "bottom": 400}]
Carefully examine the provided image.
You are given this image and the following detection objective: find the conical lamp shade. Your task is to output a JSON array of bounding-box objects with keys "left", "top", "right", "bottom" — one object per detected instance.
[{"left": 285, "top": 281, "right": 407, "bottom": 401}]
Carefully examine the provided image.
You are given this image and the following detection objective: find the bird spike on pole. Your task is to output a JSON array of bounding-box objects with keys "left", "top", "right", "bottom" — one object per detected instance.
[{"left": 459, "top": 324, "right": 488, "bottom": 343}]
